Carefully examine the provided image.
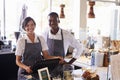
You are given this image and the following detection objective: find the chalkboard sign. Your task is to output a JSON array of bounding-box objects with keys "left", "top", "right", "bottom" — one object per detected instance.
[{"left": 38, "top": 67, "right": 50, "bottom": 80}]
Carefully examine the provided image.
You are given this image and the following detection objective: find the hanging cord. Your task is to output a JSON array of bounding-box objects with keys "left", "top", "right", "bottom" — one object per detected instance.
[{"left": 49, "top": 0, "right": 52, "bottom": 12}]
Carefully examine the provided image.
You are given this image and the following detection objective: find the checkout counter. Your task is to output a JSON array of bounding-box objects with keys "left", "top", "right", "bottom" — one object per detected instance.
[
  {"left": 0, "top": 50, "right": 18, "bottom": 80},
  {"left": 0, "top": 40, "right": 113, "bottom": 80}
]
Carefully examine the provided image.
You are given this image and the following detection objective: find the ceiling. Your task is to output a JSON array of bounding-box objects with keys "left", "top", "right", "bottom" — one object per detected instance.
[{"left": 87, "top": 0, "right": 120, "bottom": 6}]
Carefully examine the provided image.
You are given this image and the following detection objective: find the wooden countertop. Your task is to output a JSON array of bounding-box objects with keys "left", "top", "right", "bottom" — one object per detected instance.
[{"left": 65, "top": 56, "right": 109, "bottom": 80}]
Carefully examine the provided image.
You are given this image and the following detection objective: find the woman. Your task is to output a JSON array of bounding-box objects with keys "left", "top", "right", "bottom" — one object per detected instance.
[{"left": 15, "top": 17, "right": 64, "bottom": 80}]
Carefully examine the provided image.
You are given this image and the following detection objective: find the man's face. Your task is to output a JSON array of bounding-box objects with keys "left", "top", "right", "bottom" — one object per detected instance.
[{"left": 48, "top": 15, "right": 59, "bottom": 30}]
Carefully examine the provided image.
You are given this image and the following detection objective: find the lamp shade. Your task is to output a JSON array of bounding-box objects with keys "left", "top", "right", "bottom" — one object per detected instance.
[
  {"left": 60, "top": 4, "right": 65, "bottom": 18},
  {"left": 88, "top": 1, "right": 95, "bottom": 18}
]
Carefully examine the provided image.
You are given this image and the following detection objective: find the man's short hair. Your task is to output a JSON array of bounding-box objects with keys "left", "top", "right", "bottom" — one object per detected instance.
[{"left": 48, "top": 12, "right": 59, "bottom": 18}]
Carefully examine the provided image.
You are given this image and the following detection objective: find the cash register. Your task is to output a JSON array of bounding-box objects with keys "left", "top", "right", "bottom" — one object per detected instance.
[
  {"left": 31, "top": 58, "right": 60, "bottom": 73},
  {"left": 0, "top": 40, "right": 12, "bottom": 52},
  {"left": 21, "top": 58, "right": 60, "bottom": 79}
]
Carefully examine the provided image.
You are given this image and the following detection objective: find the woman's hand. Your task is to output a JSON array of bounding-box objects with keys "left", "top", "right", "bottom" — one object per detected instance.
[
  {"left": 25, "top": 66, "right": 33, "bottom": 73},
  {"left": 16, "top": 56, "right": 33, "bottom": 74}
]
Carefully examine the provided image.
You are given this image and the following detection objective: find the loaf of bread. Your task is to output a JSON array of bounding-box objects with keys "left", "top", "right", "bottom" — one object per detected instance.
[{"left": 82, "top": 70, "right": 99, "bottom": 80}]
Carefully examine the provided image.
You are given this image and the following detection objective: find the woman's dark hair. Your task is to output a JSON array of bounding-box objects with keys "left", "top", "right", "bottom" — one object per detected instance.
[{"left": 22, "top": 17, "right": 36, "bottom": 30}]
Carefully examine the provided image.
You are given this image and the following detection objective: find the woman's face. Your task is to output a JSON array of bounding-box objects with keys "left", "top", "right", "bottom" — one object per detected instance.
[{"left": 24, "top": 20, "right": 35, "bottom": 34}]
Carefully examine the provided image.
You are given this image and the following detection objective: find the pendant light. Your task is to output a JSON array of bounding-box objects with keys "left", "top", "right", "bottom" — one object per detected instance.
[
  {"left": 88, "top": 1, "right": 95, "bottom": 18},
  {"left": 60, "top": 4, "right": 65, "bottom": 18}
]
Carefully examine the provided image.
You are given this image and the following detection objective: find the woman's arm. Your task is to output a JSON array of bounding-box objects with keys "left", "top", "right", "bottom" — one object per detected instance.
[
  {"left": 42, "top": 50, "right": 65, "bottom": 64},
  {"left": 16, "top": 55, "right": 32, "bottom": 73}
]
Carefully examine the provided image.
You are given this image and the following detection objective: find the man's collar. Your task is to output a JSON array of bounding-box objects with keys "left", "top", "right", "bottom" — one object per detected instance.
[{"left": 49, "top": 28, "right": 61, "bottom": 35}]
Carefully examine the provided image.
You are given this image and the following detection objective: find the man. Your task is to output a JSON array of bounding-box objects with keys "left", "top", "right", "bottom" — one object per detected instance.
[{"left": 42, "top": 12, "right": 83, "bottom": 77}]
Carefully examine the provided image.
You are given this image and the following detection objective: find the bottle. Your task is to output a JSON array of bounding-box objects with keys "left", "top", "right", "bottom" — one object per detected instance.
[{"left": 91, "top": 51, "right": 95, "bottom": 66}]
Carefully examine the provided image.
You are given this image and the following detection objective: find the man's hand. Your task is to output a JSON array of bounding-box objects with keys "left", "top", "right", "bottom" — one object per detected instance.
[{"left": 56, "top": 56, "right": 66, "bottom": 64}]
